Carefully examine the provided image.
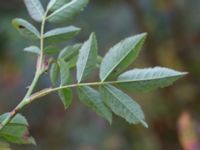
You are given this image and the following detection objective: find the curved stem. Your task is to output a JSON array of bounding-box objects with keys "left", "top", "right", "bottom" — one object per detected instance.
[
  {"left": 21, "top": 80, "right": 123, "bottom": 105},
  {"left": 0, "top": 73, "right": 41, "bottom": 129},
  {"left": 0, "top": 11, "right": 49, "bottom": 130},
  {"left": 24, "top": 73, "right": 41, "bottom": 100},
  {"left": 38, "top": 12, "right": 47, "bottom": 71},
  {"left": 0, "top": 8, "right": 136, "bottom": 130},
  {"left": 0, "top": 68, "right": 152, "bottom": 130}
]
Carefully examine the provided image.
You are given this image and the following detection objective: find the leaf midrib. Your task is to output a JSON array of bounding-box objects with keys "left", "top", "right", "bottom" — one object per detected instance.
[
  {"left": 78, "top": 38, "right": 92, "bottom": 83},
  {"left": 117, "top": 73, "right": 186, "bottom": 83},
  {"left": 47, "top": 0, "right": 76, "bottom": 19},
  {"left": 0, "top": 133, "right": 32, "bottom": 142},
  {"left": 104, "top": 85, "right": 142, "bottom": 123},
  {"left": 24, "top": 21, "right": 40, "bottom": 37},
  {"left": 15, "top": 19, "right": 40, "bottom": 38},
  {"left": 79, "top": 87, "right": 98, "bottom": 107},
  {"left": 101, "top": 38, "right": 140, "bottom": 82},
  {"left": 29, "top": 0, "right": 44, "bottom": 19},
  {"left": 44, "top": 26, "right": 79, "bottom": 38}
]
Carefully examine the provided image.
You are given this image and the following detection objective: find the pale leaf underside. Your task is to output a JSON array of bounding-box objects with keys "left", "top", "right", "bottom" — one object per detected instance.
[
  {"left": 12, "top": 18, "right": 40, "bottom": 39},
  {"left": 100, "top": 33, "right": 147, "bottom": 81},
  {"left": 47, "top": 0, "right": 89, "bottom": 23},
  {"left": 44, "top": 26, "right": 81, "bottom": 43},
  {"left": 76, "top": 33, "right": 97, "bottom": 83},
  {"left": 24, "top": 0, "right": 45, "bottom": 22}
]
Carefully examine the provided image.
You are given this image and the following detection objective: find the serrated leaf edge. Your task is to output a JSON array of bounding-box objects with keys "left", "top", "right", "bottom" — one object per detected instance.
[
  {"left": 103, "top": 85, "right": 148, "bottom": 127},
  {"left": 100, "top": 33, "right": 147, "bottom": 81}
]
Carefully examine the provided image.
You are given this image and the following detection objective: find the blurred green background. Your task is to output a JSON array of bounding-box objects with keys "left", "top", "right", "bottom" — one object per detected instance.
[{"left": 0, "top": 0, "right": 200, "bottom": 150}]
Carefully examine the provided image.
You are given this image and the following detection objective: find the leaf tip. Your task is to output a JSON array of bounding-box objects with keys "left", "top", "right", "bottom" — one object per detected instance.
[
  {"left": 89, "top": 32, "right": 97, "bottom": 43},
  {"left": 106, "top": 115, "right": 112, "bottom": 125},
  {"left": 134, "top": 32, "right": 148, "bottom": 40},
  {"left": 181, "top": 72, "right": 189, "bottom": 76},
  {"left": 77, "top": 27, "right": 82, "bottom": 32},
  {"left": 90, "top": 32, "right": 96, "bottom": 37},
  {"left": 141, "top": 120, "right": 148, "bottom": 128},
  {"left": 64, "top": 105, "right": 68, "bottom": 110},
  {"left": 142, "top": 32, "right": 148, "bottom": 36},
  {"left": 175, "top": 70, "right": 188, "bottom": 79},
  {"left": 11, "top": 18, "right": 18, "bottom": 28},
  {"left": 30, "top": 137, "right": 37, "bottom": 146}
]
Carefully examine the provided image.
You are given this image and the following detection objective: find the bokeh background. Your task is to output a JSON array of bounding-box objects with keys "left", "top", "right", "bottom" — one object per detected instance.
[{"left": 0, "top": 0, "right": 200, "bottom": 149}]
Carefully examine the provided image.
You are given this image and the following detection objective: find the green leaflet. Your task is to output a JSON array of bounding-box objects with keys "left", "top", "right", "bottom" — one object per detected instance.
[
  {"left": 47, "top": 0, "right": 57, "bottom": 10},
  {"left": 24, "top": 0, "right": 44, "bottom": 22},
  {"left": 44, "top": 26, "right": 81, "bottom": 44},
  {"left": 47, "top": 0, "right": 89, "bottom": 23},
  {"left": 100, "top": 33, "right": 147, "bottom": 81},
  {"left": 58, "top": 89, "right": 72, "bottom": 109},
  {"left": 12, "top": 18, "right": 40, "bottom": 39},
  {"left": 0, "top": 113, "right": 36, "bottom": 145},
  {"left": 48, "top": 0, "right": 71, "bottom": 11},
  {"left": 50, "top": 59, "right": 73, "bottom": 108},
  {"left": 100, "top": 84, "right": 148, "bottom": 127},
  {"left": 0, "top": 126, "right": 35, "bottom": 145},
  {"left": 97, "top": 56, "right": 103, "bottom": 66},
  {"left": 50, "top": 62, "right": 59, "bottom": 86},
  {"left": 0, "top": 0, "right": 189, "bottom": 146},
  {"left": 59, "top": 43, "right": 82, "bottom": 61},
  {"left": 68, "top": 56, "right": 78, "bottom": 69},
  {"left": 76, "top": 33, "right": 97, "bottom": 83},
  {"left": 68, "top": 55, "right": 101, "bottom": 70},
  {"left": 117, "top": 67, "right": 187, "bottom": 92},
  {"left": 78, "top": 86, "right": 112, "bottom": 124},
  {"left": 44, "top": 46, "right": 60, "bottom": 55},
  {"left": 0, "top": 113, "right": 28, "bottom": 125},
  {"left": 24, "top": 46, "right": 40, "bottom": 54},
  {"left": 58, "top": 59, "right": 70, "bottom": 85},
  {"left": 58, "top": 59, "right": 72, "bottom": 108}
]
